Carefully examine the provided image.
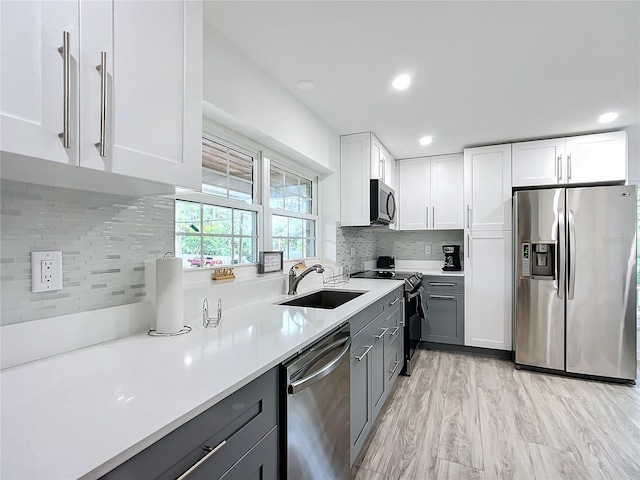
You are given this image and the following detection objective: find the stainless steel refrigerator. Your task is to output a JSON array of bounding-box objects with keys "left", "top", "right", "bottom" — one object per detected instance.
[{"left": 514, "top": 185, "right": 637, "bottom": 381}]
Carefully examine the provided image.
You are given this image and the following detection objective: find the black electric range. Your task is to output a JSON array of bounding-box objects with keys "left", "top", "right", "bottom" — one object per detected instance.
[{"left": 350, "top": 270, "right": 423, "bottom": 376}]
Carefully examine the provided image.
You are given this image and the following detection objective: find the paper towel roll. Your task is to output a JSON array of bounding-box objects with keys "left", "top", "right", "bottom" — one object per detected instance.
[{"left": 155, "top": 257, "right": 184, "bottom": 334}]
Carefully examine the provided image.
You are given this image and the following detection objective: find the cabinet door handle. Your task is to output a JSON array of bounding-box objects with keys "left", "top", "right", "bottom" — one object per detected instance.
[
  {"left": 177, "top": 440, "right": 227, "bottom": 480},
  {"left": 466, "top": 205, "right": 471, "bottom": 229},
  {"left": 57, "top": 31, "right": 70, "bottom": 148},
  {"left": 389, "top": 326, "right": 400, "bottom": 337},
  {"left": 390, "top": 361, "right": 400, "bottom": 374},
  {"left": 352, "top": 345, "right": 373, "bottom": 361},
  {"left": 428, "top": 282, "right": 456, "bottom": 287},
  {"left": 426, "top": 206, "right": 429, "bottom": 228},
  {"left": 389, "top": 297, "right": 399, "bottom": 306},
  {"left": 95, "top": 52, "right": 108, "bottom": 157},
  {"left": 567, "top": 153, "right": 572, "bottom": 180},
  {"left": 373, "top": 327, "right": 389, "bottom": 339},
  {"left": 432, "top": 205, "right": 435, "bottom": 228},
  {"left": 557, "top": 155, "right": 562, "bottom": 181},
  {"left": 429, "top": 294, "right": 456, "bottom": 300},
  {"left": 467, "top": 234, "right": 471, "bottom": 258}
]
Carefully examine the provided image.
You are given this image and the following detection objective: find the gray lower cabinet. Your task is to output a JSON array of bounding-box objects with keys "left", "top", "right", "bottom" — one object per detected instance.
[
  {"left": 102, "top": 367, "right": 278, "bottom": 480},
  {"left": 421, "top": 276, "right": 464, "bottom": 345},
  {"left": 350, "top": 286, "right": 404, "bottom": 466}
]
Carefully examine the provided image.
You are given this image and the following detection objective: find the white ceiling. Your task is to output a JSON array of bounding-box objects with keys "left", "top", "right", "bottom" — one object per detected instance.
[{"left": 204, "top": 1, "right": 640, "bottom": 159}]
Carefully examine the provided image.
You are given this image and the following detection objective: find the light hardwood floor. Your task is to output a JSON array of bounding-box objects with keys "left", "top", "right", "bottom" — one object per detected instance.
[{"left": 352, "top": 350, "right": 640, "bottom": 480}]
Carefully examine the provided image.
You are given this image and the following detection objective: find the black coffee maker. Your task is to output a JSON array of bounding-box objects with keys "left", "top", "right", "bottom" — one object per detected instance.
[{"left": 442, "top": 245, "right": 462, "bottom": 271}]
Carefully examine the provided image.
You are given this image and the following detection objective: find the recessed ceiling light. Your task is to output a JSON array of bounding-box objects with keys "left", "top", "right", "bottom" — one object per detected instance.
[
  {"left": 419, "top": 136, "right": 433, "bottom": 146},
  {"left": 598, "top": 112, "right": 618, "bottom": 123},
  {"left": 297, "top": 80, "right": 316, "bottom": 92},
  {"left": 392, "top": 74, "right": 411, "bottom": 90}
]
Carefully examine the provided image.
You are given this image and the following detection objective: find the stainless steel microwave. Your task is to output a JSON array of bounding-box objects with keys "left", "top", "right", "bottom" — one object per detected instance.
[{"left": 370, "top": 179, "right": 396, "bottom": 224}]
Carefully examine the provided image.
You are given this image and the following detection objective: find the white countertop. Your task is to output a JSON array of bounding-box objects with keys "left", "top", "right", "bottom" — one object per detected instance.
[{"left": 0, "top": 278, "right": 403, "bottom": 480}]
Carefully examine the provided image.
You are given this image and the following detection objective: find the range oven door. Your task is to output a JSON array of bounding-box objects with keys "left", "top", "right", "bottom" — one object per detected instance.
[
  {"left": 370, "top": 179, "right": 396, "bottom": 224},
  {"left": 402, "top": 289, "right": 421, "bottom": 375}
]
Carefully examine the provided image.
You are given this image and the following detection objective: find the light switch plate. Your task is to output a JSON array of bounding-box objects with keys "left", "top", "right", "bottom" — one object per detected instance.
[{"left": 31, "top": 251, "right": 63, "bottom": 292}]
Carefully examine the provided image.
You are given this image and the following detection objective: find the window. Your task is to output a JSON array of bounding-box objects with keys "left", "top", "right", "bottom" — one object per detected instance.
[
  {"left": 269, "top": 165, "right": 317, "bottom": 260},
  {"left": 202, "top": 136, "right": 255, "bottom": 203},
  {"left": 175, "top": 201, "right": 258, "bottom": 268}
]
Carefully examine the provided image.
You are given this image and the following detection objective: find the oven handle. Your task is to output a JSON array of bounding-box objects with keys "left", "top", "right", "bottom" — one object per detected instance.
[{"left": 406, "top": 290, "right": 420, "bottom": 300}]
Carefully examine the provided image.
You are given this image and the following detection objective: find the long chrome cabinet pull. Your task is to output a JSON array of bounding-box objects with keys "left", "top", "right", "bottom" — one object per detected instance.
[
  {"left": 57, "top": 31, "right": 70, "bottom": 148},
  {"left": 95, "top": 52, "right": 107, "bottom": 157},
  {"left": 373, "top": 327, "right": 389, "bottom": 339},
  {"left": 466, "top": 205, "right": 471, "bottom": 228},
  {"left": 176, "top": 440, "right": 227, "bottom": 480},
  {"left": 426, "top": 206, "right": 429, "bottom": 228},
  {"left": 429, "top": 294, "right": 455, "bottom": 300},
  {"left": 567, "top": 154, "right": 572, "bottom": 180},
  {"left": 432, "top": 205, "right": 435, "bottom": 228},
  {"left": 557, "top": 155, "right": 562, "bottom": 181},
  {"left": 389, "top": 297, "right": 399, "bottom": 306},
  {"left": 429, "top": 282, "right": 456, "bottom": 287},
  {"left": 389, "top": 326, "right": 400, "bottom": 337},
  {"left": 467, "top": 234, "right": 471, "bottom": 258},
  {"left": 390, "top": 361, "right": 400, "bottom": 374},
  {"left": 352, "top": 345, "right": 373, "bottom": 361}
]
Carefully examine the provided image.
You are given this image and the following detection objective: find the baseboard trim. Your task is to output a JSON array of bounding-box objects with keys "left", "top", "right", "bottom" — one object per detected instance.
[{"left": 419, "top": 341, "right": 513, "bottom": 360}]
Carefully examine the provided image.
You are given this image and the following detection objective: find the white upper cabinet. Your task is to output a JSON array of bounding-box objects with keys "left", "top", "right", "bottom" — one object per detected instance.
[
  {"left": 565, "top": 131, "right": 626, "bottom": 184},
  {"left": 340, "top": 132, "right": 396, "bottom": 227},
  {"left": 512, "top": 138, "right": 564, "bottom": 187},
  {"left": 431, "top": 154, "right": 464, "bottom": 229},
  {"left": 464, "top": 144, "right": 512, "bottom": 232},
  {"left": 370, "top": 133, "right": 395, "bottom": 189},
  {"left": 397, "top": 153, "right": 463, "bottom": 231},
  {"left": 0, "top": 0, "right": 202, "bottom": 193},
  {"left": 512, "top": 131, "right": 627, "bottom": 187},
  {"left": 0, "top": 1, "right": 79, "bottom": 166},
  {"left": 397, "top": 157, "right": 430, "bottom": 230}
]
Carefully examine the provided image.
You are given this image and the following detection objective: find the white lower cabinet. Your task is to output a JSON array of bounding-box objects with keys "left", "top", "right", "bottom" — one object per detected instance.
[{"left": 464, "top": 230, "right": 513, "bottom": 351}]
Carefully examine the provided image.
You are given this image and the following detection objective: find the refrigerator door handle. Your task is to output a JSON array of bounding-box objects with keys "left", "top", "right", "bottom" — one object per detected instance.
[
  {"left": 557, "top": 210, "right": 565, "bottom": 299},
  {"left": 567, "top": 210, "right": 576, "bottom": 300}
]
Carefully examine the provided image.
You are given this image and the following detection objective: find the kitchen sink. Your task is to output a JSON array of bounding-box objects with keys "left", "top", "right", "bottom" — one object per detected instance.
[{"left": 278, "top": 290, "right": 365, "bottom": 309}]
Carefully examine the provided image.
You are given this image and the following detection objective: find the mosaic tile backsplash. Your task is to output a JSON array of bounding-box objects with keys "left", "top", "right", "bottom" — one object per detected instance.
[
  {"left": 336, "top": 225, "right": 377, "bottom": 271},
  {"left": 336, "top": 224, "right": 465, "bottom": 269},
  {"left": 0, "top": 180, "right": 174, "bottom": 325},
  {"left": 376, "top": 229, "right": 464, "bottom": 261}
]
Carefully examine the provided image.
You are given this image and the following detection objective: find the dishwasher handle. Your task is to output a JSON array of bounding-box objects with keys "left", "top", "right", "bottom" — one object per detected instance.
[{"left": 288, "top": 337, "right": 351, "bottom": 394}]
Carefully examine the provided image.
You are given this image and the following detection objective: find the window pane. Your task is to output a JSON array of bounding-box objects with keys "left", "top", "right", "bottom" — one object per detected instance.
[
  {"left": 304, "top": 219, "right": 316, "bottom": 238},
  {"left": 273, "top": 237, "right": 287, "bottom": 256},
  {"left": 175, "top": 201, "right": 201, "bottom": 234},
  {"left": 289, "top": 239, "right": 303, "bottom": 260},
  {"left": 285, "top": 174, "right": 299, "bottom": 197},
  {"left": 270, "top": 195, "right": 284, "bottom": 210},
  {"left": 203, "top": 205, "right": 232, "bottom": 235},
  {"left": 269, "top": 165, "right": 313, "bottom": 215},
  {"left": 203, "top": 236, "right": 232, "bottom": 265},
  {"left": 175, "top": 235, "right": 202, "bottom": 268},
  {"left": 272, "top": 215, "right": 288, "bottom": 237},
  {"left": 300, "top": 198, "right": 312, "bottom": 215},
  {"left": 233, "top": 210, "right": 257, "bottom": 236},
  {"left": 300, "top": 178, "right": 311, "bottom": 198},
  {"left": 289, "top": 217, "right": 303, "bottom": 238},
  {"left": 284, "top": 196, "right": 300, "bottom": 213}
]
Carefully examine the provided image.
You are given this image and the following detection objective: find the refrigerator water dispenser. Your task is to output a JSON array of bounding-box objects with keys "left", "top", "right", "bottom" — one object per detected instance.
[{"left": 529, "top": 242, "right": 555, "bottom": 279}]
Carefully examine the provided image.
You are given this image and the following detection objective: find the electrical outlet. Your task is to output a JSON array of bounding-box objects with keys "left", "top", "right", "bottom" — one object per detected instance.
[
  {"left": 350, "top": 247, "right": 356, "bottom": 259},
  {"left": 424, "top": 244, "right": 431, "bottom": 255},
  {"left": 31, "top": 251, "right": 63, "bottom": 293}
]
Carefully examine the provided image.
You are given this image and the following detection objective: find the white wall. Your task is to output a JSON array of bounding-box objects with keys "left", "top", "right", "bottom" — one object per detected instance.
[
  {"left": 202, "top": 22, "right": 341, "bottom": 265},
  {"left": 202, "top": 23, "right": 339, "bottom": 173}
]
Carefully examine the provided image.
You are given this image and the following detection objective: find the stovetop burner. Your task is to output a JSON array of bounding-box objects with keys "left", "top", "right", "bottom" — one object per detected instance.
[{"left": 350, "top": 270, "right": 423, "bottom": 291}]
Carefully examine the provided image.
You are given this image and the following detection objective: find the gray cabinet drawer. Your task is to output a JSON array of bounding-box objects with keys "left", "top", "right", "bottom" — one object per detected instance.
[
  {"left": 423, "top": 275, "right": 464, "bottom": 294},
  {"left": 350, "top": 286, "right": 403, "bottom": 335},
  {"left": 102, "top": 368, "right": 278, "bottom": 480},
  {"left": 218, "top": 426, "right": 278, "bottom": 480}
]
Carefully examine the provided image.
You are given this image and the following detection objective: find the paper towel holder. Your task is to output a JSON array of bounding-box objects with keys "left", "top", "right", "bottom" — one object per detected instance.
[{"left": 148, "top": 252, "right": 192, "bottom": 336}]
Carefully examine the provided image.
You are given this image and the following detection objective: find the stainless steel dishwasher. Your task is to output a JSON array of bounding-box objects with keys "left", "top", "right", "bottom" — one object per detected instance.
[{"left": 283, "top": 323, "right": 351, "bottom": 479}]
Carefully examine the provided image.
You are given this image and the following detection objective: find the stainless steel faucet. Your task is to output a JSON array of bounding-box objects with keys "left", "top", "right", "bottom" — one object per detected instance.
[{"left": 288, "top": 262, "right": 325, "bottom": 295}]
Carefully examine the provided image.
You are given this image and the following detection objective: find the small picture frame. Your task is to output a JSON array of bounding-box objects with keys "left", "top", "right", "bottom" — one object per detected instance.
[{"left": 258, "top": 251, "right": 284, "bottom": 274}]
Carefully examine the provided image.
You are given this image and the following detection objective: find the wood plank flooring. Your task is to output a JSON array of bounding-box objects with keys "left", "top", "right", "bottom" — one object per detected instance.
[{"left": 352, "top": 350, "right": 640, "bottom": 480}]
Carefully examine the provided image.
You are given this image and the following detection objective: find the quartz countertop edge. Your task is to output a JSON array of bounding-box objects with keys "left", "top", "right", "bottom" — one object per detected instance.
[{"left": 0, "top": 278, "right": 403, "bottom": 480}]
